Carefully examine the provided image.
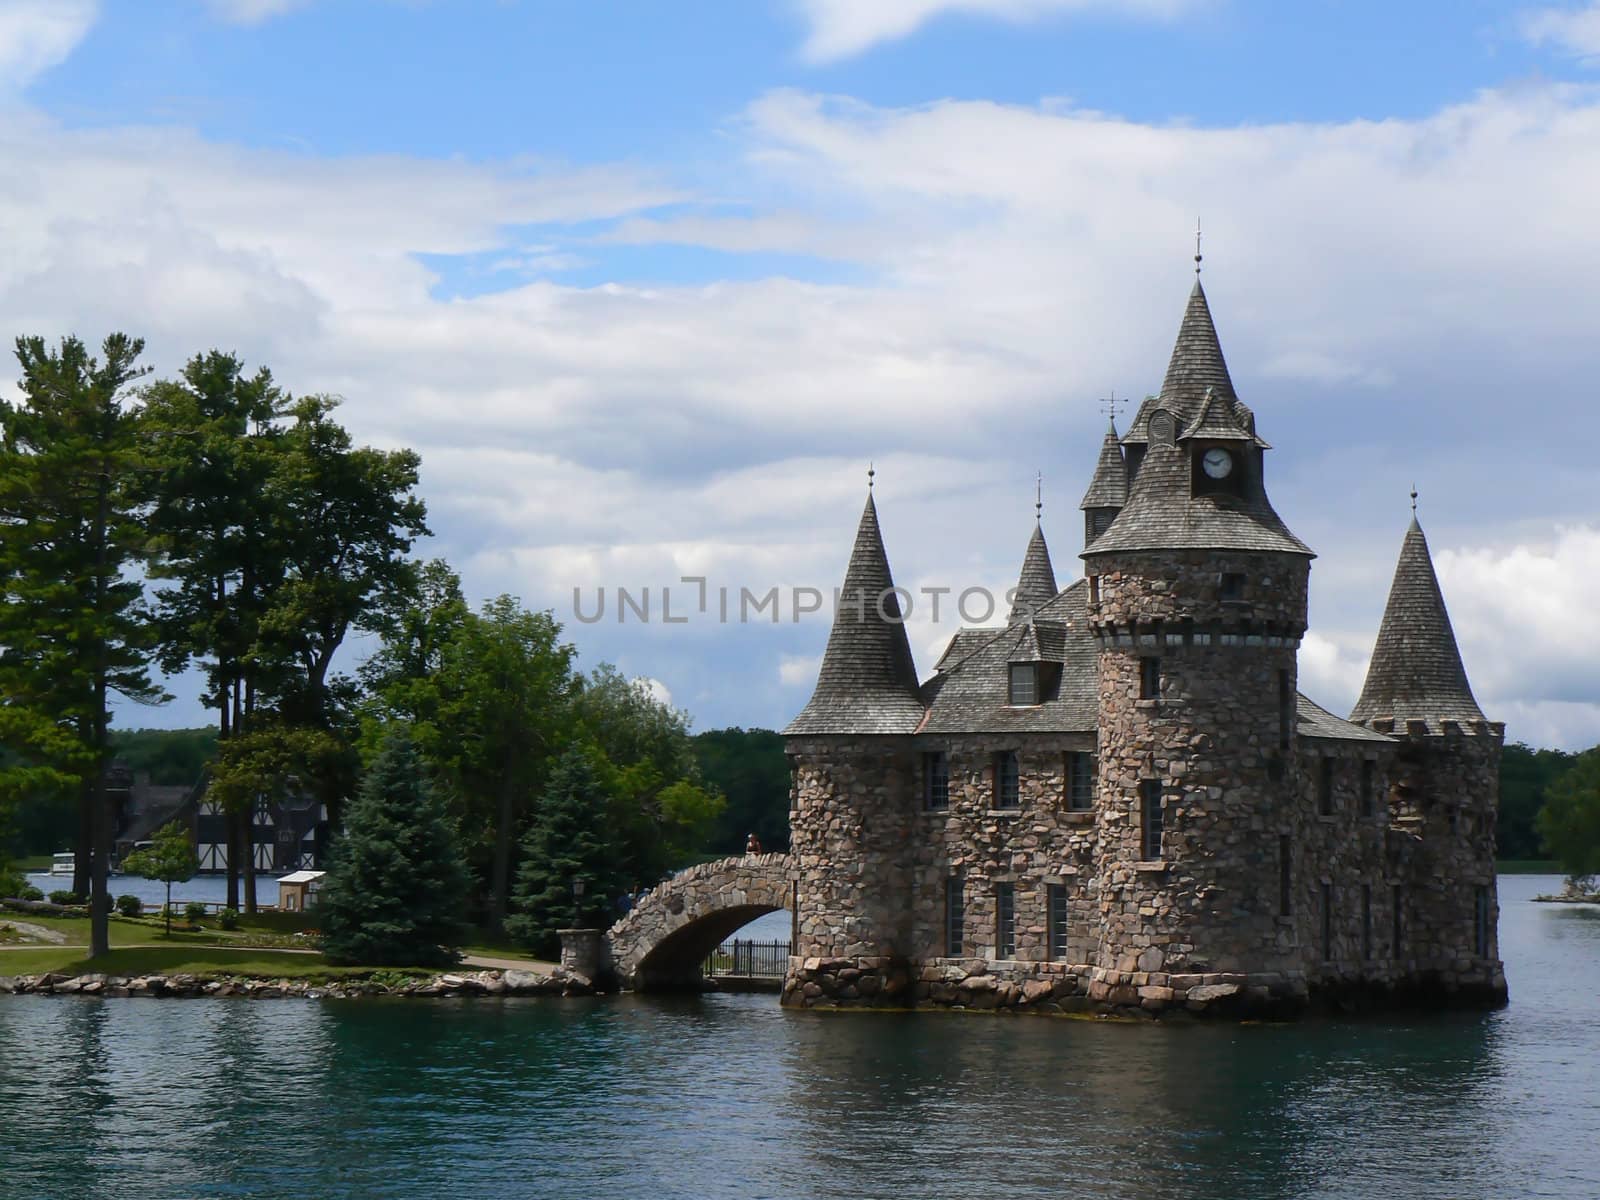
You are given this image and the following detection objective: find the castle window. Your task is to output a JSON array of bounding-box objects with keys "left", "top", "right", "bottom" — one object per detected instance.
[
  {"left": 1139, "top": 656, "right": 1160, "bottom": 700},
  {"left": 1318, "top": 758, "right": 1335, "bottom": 816},
  {"left": 1219, "top": 572, "right": 1246, "bottom": 603},
  {"left": 994, "top": 752, "right": 1020, "bottom": 809},
  {"left": 1278, "top": 669, "right": 1293, "bottom": 751},
  {"left": 1448, "top": 806, "right": 1460, "bottom": 834},
  {"left": 1321, "top": 882, "right": 1334, "bottom": 962},
  {"left": 1362, "top": 884, "right": 1373, "bottom": 960},
  {"left": 1360, "top": 760, "right": 1376, "bottom": 818},
  {"left": 1066, "top": 752, "right": 1095, "bottom": 811},
  {"left": 923, "top": 752, "right": 949, "bottom": 811},
  {"left": 1048, "top": 884, "right": 1069, "bottom": 961},
  {"left": 1088, "top": 574, "right": 1101, "bottom": 604},
  {"left": 945, "top": 877, "right": 965, "bottom": 956},
  {"left": 1474, "top": 886, "right": 1490, "bottom": 957},
  {"left": 995, "top": 882, "right": 1016, "bottom": 959},
  {"left": 1140, "top": 779, "right": 1163, "bottom": 859},
  {"left": 1393, "top": 884, "right": 1404, "bottom": 958},
  {"left": 1008, "top": 663, "right": 1039, "bottom": 706},
  {"left": 1279, "top": 834, "right": 1293, "bottom": 917}
]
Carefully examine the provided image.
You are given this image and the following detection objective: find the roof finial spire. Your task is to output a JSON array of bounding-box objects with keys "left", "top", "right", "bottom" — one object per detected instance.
[
  {"left": 1035, "top": 471, "right": 1043, "bottom": 521},
  {"left": 1194, "top": 217, "right": 1203, "bottom": 277},
  {"left": 1098, "top": 389, "right": 1126, "bottom": 427},
  {"left": 867, "top": 461, "right": 875, "bottom": 492},
  {"left": 1410, "top": 483, "right": 1418, "bottom": 516}
]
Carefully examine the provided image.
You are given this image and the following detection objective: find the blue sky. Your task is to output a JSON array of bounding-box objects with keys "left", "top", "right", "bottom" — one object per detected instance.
[{"left": 4, "top": 0, "right": 1600, "bottom": 748}]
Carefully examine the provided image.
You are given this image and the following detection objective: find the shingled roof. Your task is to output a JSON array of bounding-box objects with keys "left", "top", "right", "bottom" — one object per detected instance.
[
  {"left": 1080, "top": 439, "right": 1313, "bottom": 558},
  {"left": 1079, "top": 420, "right": 1129, "bottom": 510},
  {"left": 1009, "top": 522, "right": 1059, "bottom": 622},
  {"left": 1350, "top": 518, "right": 1488, "bottom": 730},
  {"left": 1125, "top": 280, "right": 1234, "bottom": 442},
  {"left": 785, "top": 492, "right": 925, "bottom": 736},
  {"left": 920, "top": 580, "right": 1100, "bottom": 734}
]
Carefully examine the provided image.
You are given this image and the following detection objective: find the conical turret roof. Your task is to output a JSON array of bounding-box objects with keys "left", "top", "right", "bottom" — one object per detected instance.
[
  {"left": 1160, "top": 278, "right": 1236, "bottom": 406},
  {"left": 785, "top": 492, "right": 925, "bottom": 735},
  {"left": 1009, "top": 522, "right": 1058, "bottom": 622},
  {"left": 1079, "top": 420, "right": 1129, "bottom": 510},
  {"left": 1350, "top": 518, "right": 1487, "bottom": 729},
  {"left": 1125, "top": 279, "right": 1239, "bottom": 444}
]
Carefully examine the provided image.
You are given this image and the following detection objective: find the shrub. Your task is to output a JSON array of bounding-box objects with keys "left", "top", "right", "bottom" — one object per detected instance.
[
  {"left": 49, "top": 889, "right": 82, "bottom": 906},
  {"left": 184, "top": 901, "right": 208, "bottom": 923},
  {"left": 115, "top": 894, "right": 143, "bottom": 917},
  {"left": 19, "top": 885, "right": 44, "bottom": 902},
  {"left": 218, "top": 907, "right": 239, "bottom": 930},
  {"left": 0, "top": 868, "right": 27, "bottom": 900}
]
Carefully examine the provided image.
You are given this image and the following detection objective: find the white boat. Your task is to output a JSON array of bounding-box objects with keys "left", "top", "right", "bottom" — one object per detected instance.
[{"left": 49, "top": 852, "right": 74, "bottom": 877}]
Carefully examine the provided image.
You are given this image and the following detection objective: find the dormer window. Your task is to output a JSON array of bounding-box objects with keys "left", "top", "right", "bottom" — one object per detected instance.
[{"left": 1008, "top": 663, "right": 1039, "bottom": 706}]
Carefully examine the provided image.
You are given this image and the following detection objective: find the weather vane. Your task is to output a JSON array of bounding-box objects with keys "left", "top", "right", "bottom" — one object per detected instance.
[
  {"left": 1410, "top": 483, "right": 1418, "bottom": 515},
  {"left": 867, "top": 461, "right": 875, "bottom": 491},
  {"left": 1194, "top": 217, "right": 1203, "bottom": 277},
  {"left": 1099, "top": 390, "right": 1127, "bottom": 423},
  {"left": 1035, "top": 471, "right": 1043, "bottom": 521}
]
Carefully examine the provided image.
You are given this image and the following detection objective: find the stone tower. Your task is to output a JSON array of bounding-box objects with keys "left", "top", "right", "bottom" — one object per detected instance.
[
  {"left": 1350, "top": 516, "right": 1507, "bottom": 1003},
  {"left": 783, "top": 488, "right": 922, "bottom": 1003},
  {"left": 1081, "top": 279, "right": 1316, "bottom": 1011}
]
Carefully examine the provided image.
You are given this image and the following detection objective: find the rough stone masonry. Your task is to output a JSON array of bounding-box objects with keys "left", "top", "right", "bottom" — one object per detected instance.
[{"left": 778, "top": 275, "right": 1507, "bottom": 1020}]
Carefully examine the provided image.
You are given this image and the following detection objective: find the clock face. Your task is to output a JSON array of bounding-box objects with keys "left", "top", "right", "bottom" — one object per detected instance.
[{"left": 1202, "top": 447, "right": 1234, "bottom": 480}]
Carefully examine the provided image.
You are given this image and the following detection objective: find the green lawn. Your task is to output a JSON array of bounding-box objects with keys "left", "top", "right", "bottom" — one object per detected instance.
[
  {"left": 1497, "top": 860, "right": 1561, "bottom": 874},
  {"left": 12, "top": 855, "right": 51, "bottom": 872},
  {"left": 0, "top": 944, "right": 417, "bottom": 981}
]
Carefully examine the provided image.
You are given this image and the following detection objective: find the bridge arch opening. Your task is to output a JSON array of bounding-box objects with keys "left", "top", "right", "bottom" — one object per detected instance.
[
  {"left": 632, "top": 904, "right": 789, "bottom": 991},
  {"left": 605, "top": 853, "right": 793, "bottom": 992}
]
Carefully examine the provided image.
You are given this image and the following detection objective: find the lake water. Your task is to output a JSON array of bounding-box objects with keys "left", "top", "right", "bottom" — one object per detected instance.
[{"left": 2, "top": 874, "right": 1597, "bottom": 1199}]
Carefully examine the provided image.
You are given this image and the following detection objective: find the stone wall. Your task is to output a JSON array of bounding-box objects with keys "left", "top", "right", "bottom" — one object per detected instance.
[
  {"left": 780, "top": 547, "right": 1505, "bottom": 1019},
  {"left": 1084, "top": 550, "right": 1311, "bottom": 1013},
  {"left": 605, "top": 853, "right": 792, "bottom": 989}
]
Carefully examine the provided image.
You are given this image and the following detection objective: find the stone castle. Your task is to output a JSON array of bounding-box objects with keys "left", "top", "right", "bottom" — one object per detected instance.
[{"left": 781, "top": 274, "right": 1508, "bottom": 1018}]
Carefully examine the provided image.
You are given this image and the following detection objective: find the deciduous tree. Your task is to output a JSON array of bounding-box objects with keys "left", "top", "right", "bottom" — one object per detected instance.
[
  {"left": 121, "top": 819, "right": 199, "bottom": 934},
  {"left": 1537, "top": 746, "right": 1600, "bottom": 891}
]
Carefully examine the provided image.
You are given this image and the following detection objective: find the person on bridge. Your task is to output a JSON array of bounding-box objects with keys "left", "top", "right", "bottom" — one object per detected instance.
[{"left": 745, "top": 833, "right": 763, "bottom": 854}]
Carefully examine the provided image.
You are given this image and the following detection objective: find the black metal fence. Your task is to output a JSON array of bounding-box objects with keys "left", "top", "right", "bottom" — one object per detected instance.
[{"left": 703, "top": 938, "right": 789, "bottom": 979}]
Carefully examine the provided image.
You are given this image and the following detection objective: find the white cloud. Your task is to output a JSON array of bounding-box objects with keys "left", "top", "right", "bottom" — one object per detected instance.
[
  {"left": 0, "top": 0, "right": 95, "bottom": 95},
  {"left": 791, "top": 0, "right": 1198, "bottom": 63},
  {"left": 203, "top": 0, "right": 315, "bottom": 24},
  {"left": 779, "top": 655, "right": 821, "bottom": 687},
  {"left": 10, "top": 78, "right": 1600, "bottom": 745},
  {"left": 1522, "top": 3, "right": 1600, "bottom": 63}
]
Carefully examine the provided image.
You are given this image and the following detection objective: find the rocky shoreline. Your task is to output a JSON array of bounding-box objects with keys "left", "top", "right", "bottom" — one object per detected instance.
[{"left": 0, "top": 966, "right": 600, "bottom": 1000}]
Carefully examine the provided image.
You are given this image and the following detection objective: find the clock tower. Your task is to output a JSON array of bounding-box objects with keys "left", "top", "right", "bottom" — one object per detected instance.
[{"left": 1081, "top": 279, "right": 1315, "bottom": 1012}]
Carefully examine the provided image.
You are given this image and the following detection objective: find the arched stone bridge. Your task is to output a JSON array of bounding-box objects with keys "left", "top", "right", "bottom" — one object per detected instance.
[{"left": 606, "top": 853, "right": 793, "bottom": 990}]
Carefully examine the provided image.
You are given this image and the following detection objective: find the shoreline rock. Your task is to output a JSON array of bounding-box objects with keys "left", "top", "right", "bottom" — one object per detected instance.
[{"left": 0, "top": 965, "right": 599, "bottom": 1000}]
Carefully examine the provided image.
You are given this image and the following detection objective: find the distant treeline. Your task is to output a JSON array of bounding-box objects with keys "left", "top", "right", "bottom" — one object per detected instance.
[
  {"left": 4, "top": 725, "right": 792, "bottom": 862},
  {"left": 6, "top": 727, "right": 1579, "bottom": 864}
]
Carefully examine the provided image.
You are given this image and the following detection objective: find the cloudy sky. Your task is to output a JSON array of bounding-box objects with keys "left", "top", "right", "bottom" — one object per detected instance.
[{"left": 4, "top": 0, "right": 1598, "bottom": 749}]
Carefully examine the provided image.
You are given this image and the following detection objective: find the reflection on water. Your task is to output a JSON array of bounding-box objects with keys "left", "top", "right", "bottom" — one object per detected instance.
[{"left": 2, "top": 875, "right": 1597, "bottom": 1199}]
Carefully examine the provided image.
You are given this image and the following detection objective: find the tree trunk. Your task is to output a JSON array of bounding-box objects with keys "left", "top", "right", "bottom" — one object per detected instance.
[
  {"left": 225, "top": 806, "right": 241, "bottom": 912},
  {"left": 73, "top": 775, "right": 91, "bottom": 899},
  {"left": 244, "top": 817, "right": 258, "bottom": 915},
  {"left": 88, "top": 471, "right": 111, "bottom": 960}
]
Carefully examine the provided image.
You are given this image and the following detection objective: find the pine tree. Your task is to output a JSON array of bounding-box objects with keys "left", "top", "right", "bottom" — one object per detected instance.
[
  {"left": 508, "top": 747, "right": 625, "bottom": 959},
  {"left": 0, "top": 333, "right": 163, "bottom": 958},
  {"left": 317, "top": 728, "right": 468, "bottom": 966}
]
